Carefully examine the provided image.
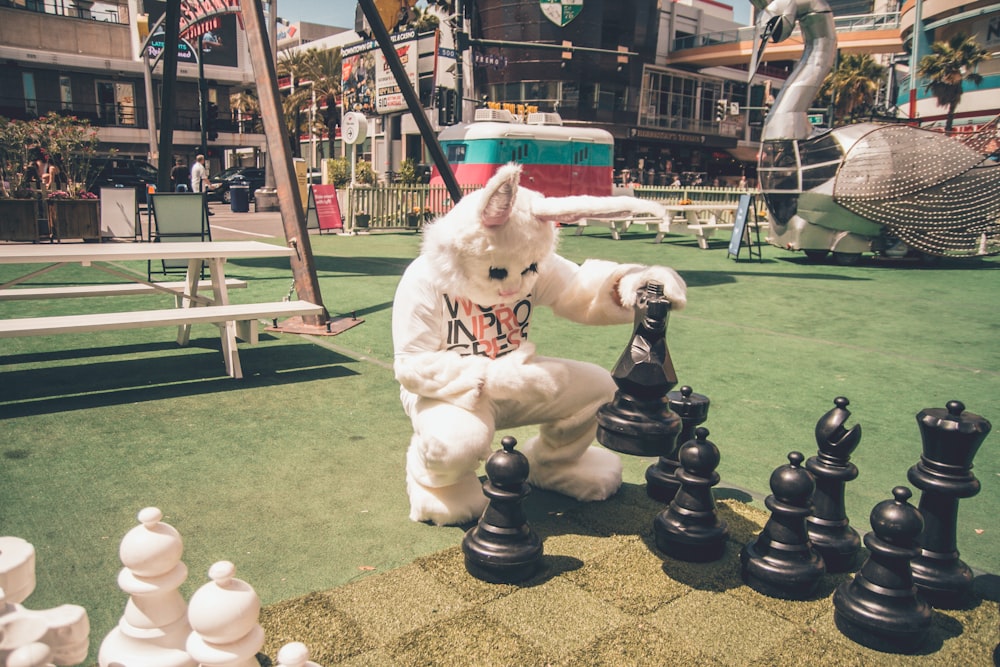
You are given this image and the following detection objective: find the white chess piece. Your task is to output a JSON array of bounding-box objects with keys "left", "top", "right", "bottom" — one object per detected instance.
[
  {"left": 186, "top": 561, "right": 264, "bottom": 667},
  {"left": 98, "top": 507, "right": 195, "bottom": 667},
  {"left": 6, "top": 642, "right": 55, "bottom": 667},
  {"left": 275, "top": 642, "right": 322, "bottom": 667},
  {"left": 0, "top": 537, "right": 89, "bottom": 666}
]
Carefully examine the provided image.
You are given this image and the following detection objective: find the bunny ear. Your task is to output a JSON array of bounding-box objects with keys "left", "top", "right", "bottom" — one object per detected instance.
[
  {"left": 480, "top": 163, "right": 521, "bottom": 227},
  {"left": 532, "top": 195, "right": 667, "bottom": 225}
]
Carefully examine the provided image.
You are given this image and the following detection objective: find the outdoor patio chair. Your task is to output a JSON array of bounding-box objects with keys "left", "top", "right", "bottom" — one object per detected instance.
[{"left": 148, "top": 192, "right": 212, "bottom": 279}]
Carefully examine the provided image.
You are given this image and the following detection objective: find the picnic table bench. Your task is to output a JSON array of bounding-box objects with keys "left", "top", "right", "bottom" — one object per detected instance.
[{"left": 0, "top": 241, "right": 324, "bottom": 378}]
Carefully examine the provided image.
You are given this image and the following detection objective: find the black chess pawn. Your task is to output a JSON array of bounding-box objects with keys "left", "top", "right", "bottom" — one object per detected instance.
[
  {"left": 740, "top": 452, "right": 825, "bottom": 599},
  {"left": 646, "top": 385, "right": 711, "bottom": 503},
  {"left": 653, "top": 427, "right": 730, "bottom": 562},
  {"left": 597, "top": 283, "right": 681, "bottom": 457},
  {"left": 462, "top": 436, "right": 543, "bottom": 584},
  {"left": 806, "top": 396, "right": 863, "bottom": 573},
  {"left": 834, "top": 486, "right": 932, "bottom": 653},
  {"left": 907, "top": 400, "right": 991, "bottom": 608}
]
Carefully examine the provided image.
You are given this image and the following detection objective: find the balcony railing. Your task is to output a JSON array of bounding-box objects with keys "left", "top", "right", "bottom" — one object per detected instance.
[
  {"left": 672, "top": 12, "right": 900, "bottom": 51},
  {"left": 0, "top": 0, "right": 128, "bottom": 24}
]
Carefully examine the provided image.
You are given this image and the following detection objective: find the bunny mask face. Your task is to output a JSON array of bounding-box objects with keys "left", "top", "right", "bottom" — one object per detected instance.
[{"left": 420, "top": 163, "right": 667, "bottom": 307}]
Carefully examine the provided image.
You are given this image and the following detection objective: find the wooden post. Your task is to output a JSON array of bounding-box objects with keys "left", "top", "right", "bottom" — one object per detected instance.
[{"left": 240, "top": 0, "right": 328, "bottom": 326}]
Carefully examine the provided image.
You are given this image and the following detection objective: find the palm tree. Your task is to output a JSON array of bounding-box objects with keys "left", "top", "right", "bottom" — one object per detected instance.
[
  {"left": 277, "top": 49, "right": 313, "bottom": 157},
  {"left": 299, "top": 47, "right": 343, "bottom": 159},
  {"left": 917, "top": 34, "right": 990, "bottom": 133},
  {"left": 820, "top": 53, "right": 886, "bottom": 124},
  {"left": 229, "top": 89, "right": 262, "bottom": 134}
]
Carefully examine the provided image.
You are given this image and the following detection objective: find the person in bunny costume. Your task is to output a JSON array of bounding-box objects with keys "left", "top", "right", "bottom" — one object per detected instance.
[{"left": 392, "top": 164, "right": 687, "bottom": 525}]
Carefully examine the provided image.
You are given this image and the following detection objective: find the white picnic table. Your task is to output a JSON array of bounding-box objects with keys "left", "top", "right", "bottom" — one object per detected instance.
[{"left": 0, "top": 241, "right": 323, "bottom": 378}]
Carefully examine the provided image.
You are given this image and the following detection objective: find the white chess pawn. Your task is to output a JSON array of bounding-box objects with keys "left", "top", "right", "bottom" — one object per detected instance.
[
  {"left": 6, "top": 642, "right": 54, "bottom": 667},
  {"left": 98, "top": 507, "right": 195, "bottom": 667},
  {"left": 186, "top": 562, "right": 264, "bottom": 667},
  {"left": 276, "top": 642, "right": 322, "bottom": 667}
]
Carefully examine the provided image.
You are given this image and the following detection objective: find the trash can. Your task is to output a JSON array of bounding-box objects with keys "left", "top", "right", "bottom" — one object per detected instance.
[{"left": 229, "top": 181, "right": 250, "bottom": 213}]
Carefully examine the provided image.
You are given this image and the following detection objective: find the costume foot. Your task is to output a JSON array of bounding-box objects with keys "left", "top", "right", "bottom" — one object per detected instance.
[
  {"left": 407, "top": 473, "right": 488, "bottom": 526},
  {"left": 525, "top": 445, "right": 623, "bottom": 501}
]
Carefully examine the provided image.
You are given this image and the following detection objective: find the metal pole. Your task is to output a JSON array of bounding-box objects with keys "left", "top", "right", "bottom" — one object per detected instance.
[
  {"left": 198, "top": 34, "right": 207, "bottom": 153},
  {"left": 357, "top": 0, "right": 463, "bottom": 203},
  {"left": 143, "top": 51, "right": 158, "bottom": 165},
  {"left": 240, "top": 0, "right": 328, "bottom": 325},
  {"left": 155, "top": 0, "right": 181, "bottom": 192}
]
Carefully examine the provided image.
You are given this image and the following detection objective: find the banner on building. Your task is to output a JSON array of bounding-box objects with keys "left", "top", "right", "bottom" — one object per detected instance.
[{"left": 342, "top": 29, "right": 420, "bottom": 115}]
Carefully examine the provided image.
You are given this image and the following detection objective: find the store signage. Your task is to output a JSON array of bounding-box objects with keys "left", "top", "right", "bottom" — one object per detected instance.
[{"left": 540, "top": 0, "right": 583, "bottom": 27}]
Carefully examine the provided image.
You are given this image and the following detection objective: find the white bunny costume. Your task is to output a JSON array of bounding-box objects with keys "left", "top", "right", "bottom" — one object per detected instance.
[{"left": 392, "top": 164, "right": 686, "bottom": 525}]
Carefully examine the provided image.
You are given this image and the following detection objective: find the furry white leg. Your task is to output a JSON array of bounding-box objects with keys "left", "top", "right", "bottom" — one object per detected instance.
[
  {"left": 521, "top": 440, "right": 623, "bottom": 501},
  {"left": 404, "top": 399, "right": 495, "bottom": 525},
  {"left": 503, "top": 357, "right": 621, "bottom": 501},
  {"left": 406, "top": 469, "right": 487, "bottom": 526}
]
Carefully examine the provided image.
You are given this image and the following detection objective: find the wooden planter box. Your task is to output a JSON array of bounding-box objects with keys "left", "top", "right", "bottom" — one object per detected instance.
[
  {"left": 48, "top": 199, "right": 101, "bottom": 242},
  {"left": 0, "top": 198, "right": 41, "bottom": 242}
]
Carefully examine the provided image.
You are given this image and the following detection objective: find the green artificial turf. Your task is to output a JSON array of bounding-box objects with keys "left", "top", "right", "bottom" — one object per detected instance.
[{"left": 1, "top": 228, "right": 998, "bottom": 665}]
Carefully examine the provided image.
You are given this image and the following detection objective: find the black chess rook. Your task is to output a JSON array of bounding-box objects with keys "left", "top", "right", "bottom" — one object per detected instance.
[
  {"left": 462, "top": 436, "right": 543, "bottom": 584},
  {"left": 653, "top": 427, "right": 729, "bottom": 562},
  {"left": 740, "top": 451, "right": 825, "bottom": 599},
  {"left": 806, "top": 396, "right": 862, "bottom": 573},
  {"left": 834, "top": 486, "right": 932, "bottom": 653},
  {"left": 907, "top": 400, "right": 991, "bottom": 608}
]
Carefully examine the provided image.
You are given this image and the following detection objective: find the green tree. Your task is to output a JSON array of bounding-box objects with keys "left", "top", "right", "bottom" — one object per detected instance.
[
  {"left": 917, "top": 34, "right": 990, "bottom": 133},
  {"left": 820, "top": 53, "right": 886, "bottom": 124},
  {"left": 277, "top": 49, "right": 313, "bottom": 157}
]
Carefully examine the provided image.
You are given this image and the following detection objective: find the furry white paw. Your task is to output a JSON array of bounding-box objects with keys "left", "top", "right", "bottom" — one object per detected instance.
[
  {"left": 526, "top": 446, "right": 623, "bottom": 501},
  {"left": 407, "top": 472, "right": 488, "bottom": 526},
  {"left": 618, "top": 266, "right": 687, "bottom": 310}
]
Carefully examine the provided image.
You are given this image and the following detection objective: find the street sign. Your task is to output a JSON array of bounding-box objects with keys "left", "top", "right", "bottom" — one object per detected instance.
[{"left": 808, "top": 114, "right": 824, "bottom": 125}]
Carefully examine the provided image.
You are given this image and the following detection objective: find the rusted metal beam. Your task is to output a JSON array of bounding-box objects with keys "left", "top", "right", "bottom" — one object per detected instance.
[{"left": 240, "top": 0, "right": 328, "bottom": 326}]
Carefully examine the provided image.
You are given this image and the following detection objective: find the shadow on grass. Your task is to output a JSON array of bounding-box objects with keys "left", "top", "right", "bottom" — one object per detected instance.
[
  {"left": 232, "top": 255, "right": 412, "bottom": 277},
  {"left": 0, "top": 339, "right": 358, "bottom": 418}
]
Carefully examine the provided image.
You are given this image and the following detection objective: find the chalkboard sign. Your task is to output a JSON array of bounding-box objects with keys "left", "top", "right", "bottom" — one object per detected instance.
[
  {"left": 306, "top": 184, "right": 343, "bottom": 233},
  {"left": 727, "top": 194, "right": 752, "bottom": 258}
]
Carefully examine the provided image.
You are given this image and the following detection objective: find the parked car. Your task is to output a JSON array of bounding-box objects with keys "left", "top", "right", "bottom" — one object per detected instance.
[
  {"left": 208, "top": 166, "right": 266, "bottom": 203},
  {"left": 87, "top": 157, "right": 158, "bottom": 200}
]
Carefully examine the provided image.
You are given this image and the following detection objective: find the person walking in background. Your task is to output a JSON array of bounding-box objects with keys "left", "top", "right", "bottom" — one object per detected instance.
[
  {"left": 190, "top": 154, "right": 208, "bottom": 193},
  {"left": 190, "top": 154, "right": 213, "bottom": 214},
  {"left": 171, "top": 158, "right": 190, "bottom": 192}
]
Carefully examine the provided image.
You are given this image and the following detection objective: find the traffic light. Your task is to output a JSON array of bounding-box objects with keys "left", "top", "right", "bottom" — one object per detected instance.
[
  {"left": 715, "top": 99, "right": 728, "bottom": 122},
  {"left": 206, "top": 102, "right": 219, "bottom": 141},
  {"left": 437, "top": 87, "right": 457, "bottom": 126}
]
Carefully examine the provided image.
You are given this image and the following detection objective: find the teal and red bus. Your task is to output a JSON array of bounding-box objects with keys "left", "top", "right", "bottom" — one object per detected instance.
[{"left": 430, "top": 110, "right": 614, "bottom": 197}]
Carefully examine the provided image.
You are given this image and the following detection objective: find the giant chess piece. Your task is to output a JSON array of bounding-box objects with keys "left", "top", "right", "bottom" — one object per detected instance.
[
  {"left": 740, "top": 452, "right": 825, "bottom": 599},
  {"left": 0, "top": 537, "right": 89, "bottom": 666},
  {"left": 99, "top": 507, "right": 195, "bottom": 667},
  {"left": 462, "top": 436, "right": 543, "bottom": 584},
  {"left": 907, "top": 400, "right": 991, "bottom": 608},
  {"left": 646, "top": 385, "right": 710, "bottom": 503},
  {"left": 834, "top": 486, "right": 932, "bottom": 653},
  {"left": 276, "top": 642, "right": 323, "bottom": 667},
  {"left": 806, "top": 396, "right": 863, "bottom": 573},
  {"left": 186, "top": 561, "right": 265, "bottom": 667},
  {"left": 653, "top": 427, "right": 730, "bottom": 562},
  {"left": 597, "top": 283, "right": 682, "bottom": 457}
]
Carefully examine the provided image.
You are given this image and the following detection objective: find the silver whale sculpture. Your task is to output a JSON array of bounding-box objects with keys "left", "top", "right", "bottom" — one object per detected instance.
[{"left": 749, "top": 0, "right": 1000, "bottom": 262}]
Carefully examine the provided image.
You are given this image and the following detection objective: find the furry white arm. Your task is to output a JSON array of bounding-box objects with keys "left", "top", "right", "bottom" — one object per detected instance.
[
  {"left": 483, "top": 342, "right": 562, "bottom": 401},
  {"left": 394, "top": 351, "right": 490, "bottom": 411}
]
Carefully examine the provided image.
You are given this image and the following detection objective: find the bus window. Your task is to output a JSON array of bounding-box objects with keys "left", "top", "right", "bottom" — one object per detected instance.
[{"left": 447, "top": 143, "right": 467, "bottom": 162}]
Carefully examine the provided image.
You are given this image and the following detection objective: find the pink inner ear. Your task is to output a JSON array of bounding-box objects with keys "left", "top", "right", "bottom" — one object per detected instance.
[{"left": 482, "top": 214, "right": 507, "bottom": 227}]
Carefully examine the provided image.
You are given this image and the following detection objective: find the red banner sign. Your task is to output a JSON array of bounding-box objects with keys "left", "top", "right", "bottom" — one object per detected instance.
[{"left": 309, "top": 184, "right": 343, "bottom": 231}]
